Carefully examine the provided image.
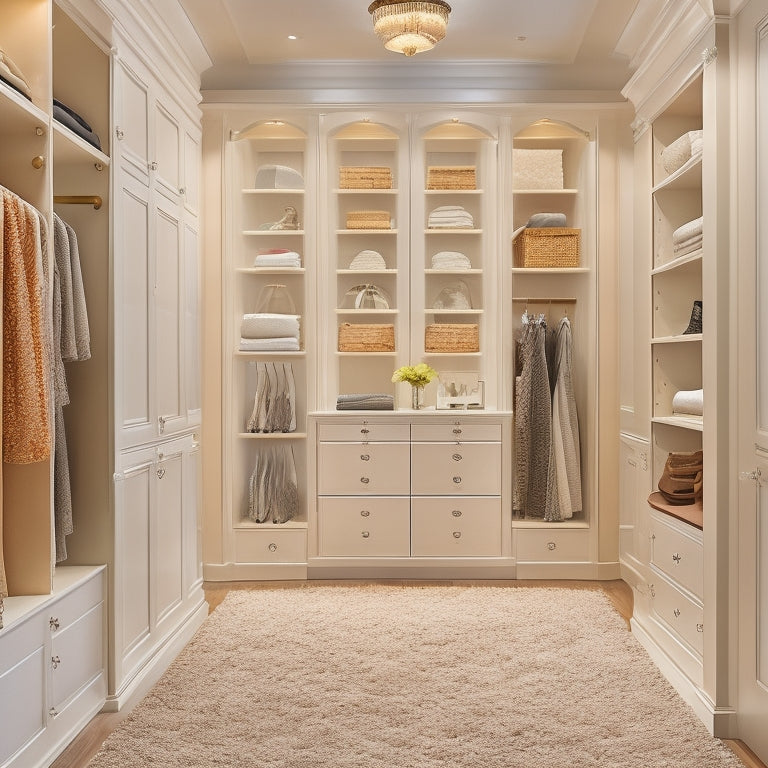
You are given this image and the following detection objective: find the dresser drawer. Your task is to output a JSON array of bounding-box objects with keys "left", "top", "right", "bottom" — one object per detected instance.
[
  {"left": 318, "top": 497, "right": 410, "bottom": 557},
  {"left": 649, "top": 513, "right": 703, "bottom": 599},
  {"left": 318, "top": 442, "right": 410, "bottom": 495},
  {"left": 411, "top": 497, "right": 501, "bottom": 557},
  {"left": 234, "top": 528, "right": 307, "bottom": 564},
  {"left": 317, "top": 422, "right": 410, "bottom": 442},
  {"left": 48, "top": 571, "right": 104, "bottom": 636},
  {"left": 515, "top": 527, "right": 591, "bottom": 562},
  {"left": 651, "top": 572, "right": 704, "bottom": 656},
  {"left": 411, "top": 442, "right": 501, "bottom": 495},
  {"left": 411, "top": 423, "right": 501, "bottom": 442}
]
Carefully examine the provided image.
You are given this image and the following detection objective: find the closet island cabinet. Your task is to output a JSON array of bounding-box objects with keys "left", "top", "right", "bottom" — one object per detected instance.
[{"left": 0, "top": 1, "right": 207, "bottom": 765}]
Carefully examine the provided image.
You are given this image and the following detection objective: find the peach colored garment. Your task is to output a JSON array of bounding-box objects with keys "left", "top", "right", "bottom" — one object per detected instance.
[{"left": 2, "top": 189, "right": 51, "bottom": 465}]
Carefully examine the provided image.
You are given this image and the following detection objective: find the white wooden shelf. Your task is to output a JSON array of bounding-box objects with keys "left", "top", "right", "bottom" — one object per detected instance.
[
  {"left": 511, "top": 267, "right": 590, "bottom": 274},
  {"left": 651, "top": 334, "right": 703, "bottom": 344},
  {"left": 334, "top": 188, "right": 398, "bottom": 194},
  {"left": 243, "top": 229, "right": 306, "bottom": 236},
  {"left": 52, "top": 121, "right": 111, "bottom": 166},
  {"left": 236, "top": 267, "right": 305, "bottom": 274},
  {"left": 237, "top": 432, "right": 308, "bottom": 439},
  {"left": 651, "top": 251, "right": 703, "bottom": 275},
  {"left": 425, "top": 228, "right": 483, "bottom": 234},
  {"left": 336, "top": 269, "right": 398, "bottom": 275},
  {"left": 424, "top": 308, "right": 484, "bottom": 315},
  {"left": 335, "top": 308, "right": 399, "bottom": 314},
  {"left": 241, "top": 188, "right": 304, "bottom": 194},
  {"left": 425, "top": 188, "right": 483, "bottom": 194},
  {"left": 652, "top": 154, "right": 702, "bottom": 193},
  {"left": 512, "top": 188, "right": 578, "bottom": 195},
  {"left": 336, "top": 229, "right": 398, "bottom": 235},
  {"left": 425, "top": 269, "right": 483, "bottom": 275},
  {"left": 234, "top": 519, "right": 309, "bottom": 530},
  {"left": 235, "top": 349, "right": 306, "bottom": 357},
  {"left": 652, "top": 415, "right": 704, "bottom": 432}
]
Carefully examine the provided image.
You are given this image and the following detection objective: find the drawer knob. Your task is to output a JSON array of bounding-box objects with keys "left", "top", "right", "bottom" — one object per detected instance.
[
  {"left": 268, "top": 543, "right": 277, "bottom": 552},
  {"left": 452, "top": 476, "right": 462, "bottom": 484},
  {"left": 360, "top": 510, "right": 370, "bottom": 517},
  {"left": 362, "top": 531, "right": 370, "bottom": 538},
  {"left": 452, "top": 453, "right": 463, "bottom": 462},
  {"left": 547, "top": 541, "right": 556, "bottom": 551},
  {"left": 360, "top": 454, "right": 370, "bottom": 461},
  {"left": 49, "top": 616, "right": 60, "bottom": 631},
  {"left": 361, "top": 428, "right": 370, "bottom": 434},
  {"left": 672, "top": 552, "right": 681, "bottom": 564},
  {"left": 452, "top": 428, "right": 462, "bottom": 435},
  {"left": 673, "top": 608, "right": 681, "bottom": 618},
  {"left": 452, "top": 510, "right": 462, "bottom": 518},
  {"left": 51, "top": 655, "right": 61, "bottom": 670},
  {"left": 453, "top": 531, "right": 461, "bottom": 539},
  {"left": 697, "top": 623, "right": 704, "bottom": 633},
  {"left": 49, "top": 707, "right": 58, "bottom": 719},
  {"left": 360, "top": 477, "right": 370, "bottom": 484}
]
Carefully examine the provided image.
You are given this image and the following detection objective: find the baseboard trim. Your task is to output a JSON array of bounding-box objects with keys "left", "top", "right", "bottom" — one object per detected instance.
[
  {"left": 203, "top": 562, "right": 308, "bottom": 581},
  {"left": 307, "top": 558, "right": 516, "bottom": 580},
  {"left": 102, "top": 600, "right": 208, "bottom": 713}
]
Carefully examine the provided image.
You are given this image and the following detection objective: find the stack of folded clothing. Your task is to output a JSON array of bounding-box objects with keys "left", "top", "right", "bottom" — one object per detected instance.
[
  {"left": 526, "top": 212, "right": 567, "bottom": 228},
  {"left": 252, "top": 248, "right": 301, "bottom": 268},
  {"left": 339, "top": 166, "right": 392, "bottom": 189},
  {"left": 254, "top": 164, "right": 304, "bottom": 189},
  {"left": 349, "top": 249, "right": 386, "bottom": 270},
  {"left": 427, "top": 205, "right": 474, "bottom": 229},
  {"left": 426, "top": 166, "right": 476, "bottom": 190},
  {"left": 672, "top": 216, "right": 703, "bottom": 258},
  {"left": 53, "top": 98, "right": 101, "bottom": 150},
  {"left": 672, "top": 388, "right": 703, "bottom": 417},
  {"left": 336, "top": 393, "right": 394, "bottom": 411},
  {"left": 661, "top": 130, "right": 703, "bottom": 175},
  {"left": 240, "top": 313, "right": 301, "bottom": 352},
  {"left": 431, "top": 251, "right": 471, "bottom": 270},
  {"left": 0, "top": 47, "right": 32, "bottom": 99},
  {"left": 346, "top": 210, "right": 391, "bottom": 229}
]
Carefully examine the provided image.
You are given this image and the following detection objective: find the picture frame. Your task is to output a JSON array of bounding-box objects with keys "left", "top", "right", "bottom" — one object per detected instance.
[{"left": 436, "top": 371, "right": 485, "bottom": 410}]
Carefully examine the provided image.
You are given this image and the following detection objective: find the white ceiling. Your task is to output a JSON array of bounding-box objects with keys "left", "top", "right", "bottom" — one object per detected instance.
[{"left": 178, "top": 0, "right": 643, "bottom": 96}]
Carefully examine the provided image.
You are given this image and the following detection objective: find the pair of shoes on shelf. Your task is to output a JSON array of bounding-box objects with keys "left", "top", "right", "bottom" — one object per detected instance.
[
  {"left": 658, "top": 450, "right": 703, "bottom": 505},
  {"left": 682, "top": 300, "right": 702, "bottom": 334}
]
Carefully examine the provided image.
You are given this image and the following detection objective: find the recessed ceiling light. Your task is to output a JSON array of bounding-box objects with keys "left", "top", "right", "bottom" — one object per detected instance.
[
  {"left": 288, "top": 34, "right": 298, "bottom": 40},
  {"left": 516, "top": 35, "right": 527, "bottom": 41}
]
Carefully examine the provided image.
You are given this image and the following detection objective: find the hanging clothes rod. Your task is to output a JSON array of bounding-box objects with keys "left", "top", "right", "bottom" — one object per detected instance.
[
  {"left": 54, "top": 195, "right": 102, "bottom": 210},
  {"left": 512, "top": 297, "right": 577, "bottom": 304}
]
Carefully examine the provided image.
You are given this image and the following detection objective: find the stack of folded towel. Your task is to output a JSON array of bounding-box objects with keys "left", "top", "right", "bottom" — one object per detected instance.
[
  {"left": 527, "top": 212, "right": 567, "bottom": 228},
  {"left": 661, "top": 130, "right": 703, "bottom": 175},
  {"left": 254, "top": 164, "right": 304, "bottom": 189},
  {"left": 0, "top": 47, "right": 32, "bottom": 99},
  {"left": 672, "top": 388, "right": 703, "bottom": 417},
  {"left": 427, "top": 205, "right": 474, "bottom": 229},
  {"left": 53, "top": 98, "right": 101, "bottom": 150},
  {"left": 349, "top": 249, "right": 386, "bottom": 270},
  {"left": 252, "top": 249, "right": 301, "bottom": 268},
  {"left": 672, "top": 216, "right": 703, "bottom": 258},
  {"left": 336, "top": 393, "right": 394, "bottom": 411},
  {"left": 240, "top": 313, "right": 301, "bottom": 352},
  {"left": 431, "top": 251, "right": 471, "bottom": 270}
]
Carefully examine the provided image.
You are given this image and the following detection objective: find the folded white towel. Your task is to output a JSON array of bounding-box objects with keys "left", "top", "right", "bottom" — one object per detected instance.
[
  {"left": 673, "top": 233, "right": 702, "bottom": 251},
  {"left": 672, "top": 388, "right": 703, "bottom": 416},
  {"left": 253, "top": 253, "right": 301, "bottom": 268},
  {"left": 672, "top": 238, "right": 703, "bottom": 259},
  {"left": 428, "top": 205, "right": 474, "bottom": 229},
  {"left": 431, "top": 251, "right": 471, "bottom": 269},
  {"left": 349, "top": 249, "right": 386, "bottom": 270},
  {"left": 661, "top": 130, "right": 703, "bottom": 175},
  {"left": 239, "top": 337, "right": 301, "bottom": 352},
  {"left": 672, "top": 216, "right": 704, "bottom": 244},
  {"left": 241, "top": 313, "right": 300, "bottom": 339}
]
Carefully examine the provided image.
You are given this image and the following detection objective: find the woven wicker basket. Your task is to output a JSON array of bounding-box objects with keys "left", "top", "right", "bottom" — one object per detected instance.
[
  {"left": 338, "top": 323, "right": 395, "bottom": 352},
  {"left": 424, "top": 323, "right": 479, "bottom": 353},
  {"left": 513, "top": 227, "right": 580, "bottom": 268}
]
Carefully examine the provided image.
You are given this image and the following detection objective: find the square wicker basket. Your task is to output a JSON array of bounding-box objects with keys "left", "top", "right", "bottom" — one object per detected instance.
[
  {"left": 513, "top": 227, "right": 581, "bottom": 268},
  {"left": 338, "top": 323, "right": 395, "bottom": 352},
  {"left": 424, "top": 323, "right": 479, "bottom": 353}
]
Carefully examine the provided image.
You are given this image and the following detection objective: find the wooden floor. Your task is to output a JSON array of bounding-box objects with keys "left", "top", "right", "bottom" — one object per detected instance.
[{"left": 50, "top": 579, "right": 766, "bottom": 768}]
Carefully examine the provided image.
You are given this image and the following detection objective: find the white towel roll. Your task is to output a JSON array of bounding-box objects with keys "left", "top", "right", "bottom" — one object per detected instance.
[
  {"left": 241, "top": 313, "right": 300, "bottom": 339},
  {"left": 672, "top": 388, "right": 703, "bottom": 416}
]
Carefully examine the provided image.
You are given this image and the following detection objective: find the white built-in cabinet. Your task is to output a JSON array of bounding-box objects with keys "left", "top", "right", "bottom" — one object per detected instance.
[
  {"left": 0, "top": 1, "right": 205, "bottom": 765},
  {"left": 204, "top": 105, "right": 625, "bottom": 582}
]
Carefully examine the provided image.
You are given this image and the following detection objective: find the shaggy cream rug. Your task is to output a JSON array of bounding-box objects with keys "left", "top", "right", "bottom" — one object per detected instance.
[{"left": 88, "top": 585, "right": 742, "bottom": 768}]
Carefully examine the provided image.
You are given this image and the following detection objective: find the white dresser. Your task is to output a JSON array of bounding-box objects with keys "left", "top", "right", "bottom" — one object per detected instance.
[{"left": 308, "top": 412, "right": 513, "bottom": 578}]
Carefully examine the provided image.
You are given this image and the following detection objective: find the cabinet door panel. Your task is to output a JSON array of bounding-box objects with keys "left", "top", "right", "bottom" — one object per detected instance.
[
  {"left": 155, "top": 201, "right": 184, "bottom": 435},
  {"left": 117, "top": 170, "right": 152, "bottom": 446},
  {"left": 183, "top": 129, "right": 200, "bottom": 215},
  {"left": 115, "top": 59, "right": 149, "bottom": 170},
  {"left": 411, "top": 442, "right": 501, "bottom": 495},
  {"left": 184, "top": 223, "right": 201, "bottom": 424},
  {"left": 155, "top": 452, "right": 183, "bottom": 624},
  {"left": 153, "top": 100, "right": 181, "bottom": 198}
]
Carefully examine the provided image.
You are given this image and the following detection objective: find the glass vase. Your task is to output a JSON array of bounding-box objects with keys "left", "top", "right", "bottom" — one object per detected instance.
[{"left": 411, "top": 386, "right": 424, "bottom": 410}]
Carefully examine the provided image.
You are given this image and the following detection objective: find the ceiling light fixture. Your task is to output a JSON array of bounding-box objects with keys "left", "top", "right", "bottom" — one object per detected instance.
[{"left": 368, "top": 0, "right": 451, "bottom": 57}]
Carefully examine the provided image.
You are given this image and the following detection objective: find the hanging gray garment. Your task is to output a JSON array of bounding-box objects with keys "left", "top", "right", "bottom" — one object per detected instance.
[
  {"left": 63, "top": 221, "right": 91, "bottom": 361},
  {"left": 53, "top": 213, "right": 78, "bottom": 362},
  {"left": 54, "top": 407, "right": 73, "bottom": 562},
  {"left": 545, "top": 317, "right": 582, "bottom": 521},
  {"left": 513, "top": 314, "right": 551, "bottom": 517}
]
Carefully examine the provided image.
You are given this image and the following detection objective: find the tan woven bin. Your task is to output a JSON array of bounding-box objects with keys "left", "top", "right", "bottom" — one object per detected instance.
[
  {"left": 424, "top": 323, "right": 479, "bottom": 353},
  {"left": 338, "top": 323, "right": 395, "bottom": 352},
  {"left": 513, "top": 227, "right": 580, "bottom": 268}
]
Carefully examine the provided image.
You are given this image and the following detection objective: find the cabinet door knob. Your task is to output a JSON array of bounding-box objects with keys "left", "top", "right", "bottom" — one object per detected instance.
[
  {"left": 452, "top": 428, "right": 462, "bottom": 435},
  {"left": 697, "top": 623, "right": 704, "bottom": 633},
  {"left": 115, "top": 127, "right": 124, "bottom": 140},
  {"left": 157, "top": 467, "right": 166, "bottom": 480},
  {"left": 149, "top": 160, "right": 158, "bottom": 171},
  {"left": 49, "top": 616, "right": 60, "bottom": 631},
  {"left": 453, "top": 531, "right": 462, "bottom": 539},
  {"left": 360, "top": 477, "right": 370, "bottom": 484},
  {"left": 268, "top": 543, "right": 277, "bottom": 552},
  {"left": 361, "top": 531, "right": 370, "bottom": 538},
  {"left": 452, "top": 453, "right": 463, "bottom": 461},
  {"left": 452, "top": 476, "right": 462, "bottom": 484},
  {"left": 547, "top": 541, "right": 556, "bottom": 551},
  {"left": 360, "top": 510, "right": 370, "bottom": 517},
  {"left": 51, "top": 655, "right": 61, "bottom": 670},
  {"left": 360, "top": 428, "right": 370, "bottom": 434},
  {"left": 672, "top": 553, "right": 681, "bottom": 564},
  {"left": 360, "top": 454, "right": 370, "bottom": 461},
  {"left": 673, "top": 608, "right": 681, "bottom": 618},
  {"left": 451, "top": 509, "right": 462, "bottom": 517}
]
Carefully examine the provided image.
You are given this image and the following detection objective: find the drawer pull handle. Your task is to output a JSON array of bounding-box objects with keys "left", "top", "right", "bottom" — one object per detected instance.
[
  {"left": 362, "top": 531, "right": 370, "bottom": 538},
  {"left": 360, "top": 477, "right": 370, "bottom": 484},
  {"left": 453, "top": 531, "right": 462, "bottom": 539},
  {"left": 51, "top": 655, "right": 61, "bottom": 670},
  {"left": 672, "top": 553, "right": 681, "bottom": 564},
  {"left": 49, "top": 616, "right": 60, "bottom": 631},
  {"left": 452, "top": 453, "right": 463, "bottom": 462},
  {"left": 697, "top": 623, "right": 704, "bottom": 633},
  {"left": 49, "top": 707, "right": 58, "bottom": 718},
  {"left": 452, "top": 428, "right": 462, "bottom": 435},
  {"left": 360, "top": 454, "right": 370, "bottom": 461},
  {"left": 547, "top": 541, "right": 556, "bottom": 551},
  {"left": 673, "top": 608, "right": 681, "bottom": 618},
  {"left": 452, "top": 510, "right": 462, "bottom": 518},
  {"left": 452, "top": 476, "right": 462, "bottom": 484},
  {"left": 361, "top": 428, "right": 370, "bottom": 434},
  {"left": 360, "top": 510, "right": 370, "bottom": 517},
  {"left": 268, "top": 543, "right": 277, "bottom": 552},
  {"left": 157, "top": 467, "right": 166, "bottom": 480}
]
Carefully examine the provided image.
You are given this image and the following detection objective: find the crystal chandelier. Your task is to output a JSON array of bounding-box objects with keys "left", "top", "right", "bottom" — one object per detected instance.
[{"left": 368, "top": 0, "right": 451, "bottom": 57}]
